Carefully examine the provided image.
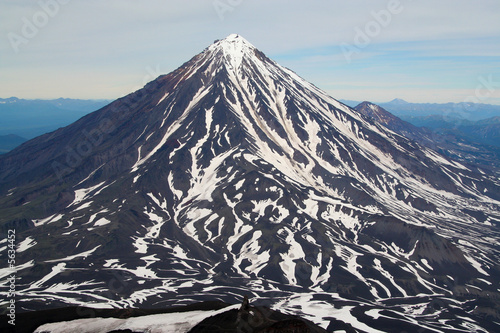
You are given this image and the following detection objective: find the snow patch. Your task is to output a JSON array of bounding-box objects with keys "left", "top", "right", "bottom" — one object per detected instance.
[
  {"left": 45, "top": 246, "right": 101, "bottom": 263},
  {"left": 17, "top": 236, "right": 37, "bottom": 253}
]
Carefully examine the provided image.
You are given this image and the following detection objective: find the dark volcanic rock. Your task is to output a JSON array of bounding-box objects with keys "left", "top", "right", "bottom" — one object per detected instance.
[{"left": 189, "top": 298, "right": 327, "bottom": 333}]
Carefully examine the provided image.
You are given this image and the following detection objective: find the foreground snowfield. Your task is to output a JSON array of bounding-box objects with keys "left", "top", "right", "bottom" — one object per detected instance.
[{"left": 35, "top": 305, "right": 239, "bottom": 333}]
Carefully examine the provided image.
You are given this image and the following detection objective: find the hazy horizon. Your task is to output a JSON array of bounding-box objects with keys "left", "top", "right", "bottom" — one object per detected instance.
[{"left": 2, "top": 96, "right": 500, "bottom": 107}]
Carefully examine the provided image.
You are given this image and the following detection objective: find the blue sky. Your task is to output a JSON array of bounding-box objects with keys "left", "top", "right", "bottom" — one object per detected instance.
[{"left": 1, "top": 0, "right": 499, "bottom": 104}]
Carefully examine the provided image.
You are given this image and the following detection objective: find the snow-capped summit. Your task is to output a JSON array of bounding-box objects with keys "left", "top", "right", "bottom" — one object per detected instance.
[
  {"left": 1, "top": 35, "right": 500, "bottom": 332},
  {"left": 206, "top": 34, "right": 257, "bottom": 70},
  {"left": 218, "top": 33, "right": 248, "bottom": 45},
  {"left": 225, "top": 33, "right": 242, "bottom": 40},
  {"left": 212, "top": 34, "right": 254, "bottom": 51}
]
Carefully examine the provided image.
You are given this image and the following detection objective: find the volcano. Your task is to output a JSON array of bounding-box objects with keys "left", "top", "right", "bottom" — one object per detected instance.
[{"left": 1, "top": 34, "right": 500, "bottom": 332}]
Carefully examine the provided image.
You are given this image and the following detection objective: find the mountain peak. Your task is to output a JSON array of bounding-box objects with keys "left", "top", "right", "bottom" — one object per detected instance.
[
  {"left": 208, "top": 34, "right": 257, "bottom": 69},
  {"left": 211, "top": 34, "right": 254, "bottom": 49},
  {"left": 389, "top": 98, "right": 409, "bottom": 104},
  {"left": 224, "top": 33, "right": 243, "bottom": 41}
]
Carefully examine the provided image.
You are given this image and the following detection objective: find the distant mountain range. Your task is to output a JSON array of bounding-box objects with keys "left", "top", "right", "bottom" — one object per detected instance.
[
  {"left": 402, "top": 115, "right": 500, "bottom": 147},
  {"left": 0, "top": 97, "right": 110, "bottom": 140}
]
